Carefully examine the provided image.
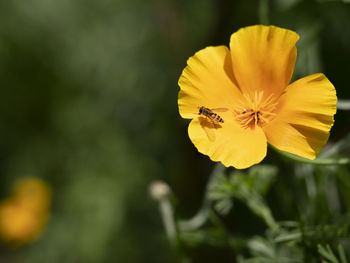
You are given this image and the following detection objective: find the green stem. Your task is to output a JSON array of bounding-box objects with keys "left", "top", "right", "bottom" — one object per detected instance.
[
  {"left": 258, "top": 0, "right": 270, "bottom": 25},
  {"left": 242, "top": 190, "right": 279, "bottom": 231},
  {"left": 159, "top": 198, "right": 177, "bottom": 247},
  {"left": 337, "top": 99, "right": 350, "bottom": 110},
  {"left": 178, "top": 163, "right": 225, "bottom": 231},
  {"left": 259, "top": 205, "right": 279, "bottom": 231},
  {"left": 271, "top": 145, "right": 350, "bottom": 166},
  {"left": 149, "top": 181, "right": 177, "bottom": 247}
]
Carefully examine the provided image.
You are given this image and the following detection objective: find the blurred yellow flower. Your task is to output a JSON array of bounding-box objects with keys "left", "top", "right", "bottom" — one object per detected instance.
[
  {"left": 0, "top": 177, "right": 52, "bottom": 247},
  {"left": 178, "top": 25, "right": 337, "bottom": 169},
  {"left": 12, "top": 177, "right": 51, "bottom": 213}
]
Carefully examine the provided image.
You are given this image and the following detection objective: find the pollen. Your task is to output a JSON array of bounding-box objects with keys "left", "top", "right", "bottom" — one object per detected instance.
[{"left": 235, "top": 91, "right": 278, "bottom": 129}]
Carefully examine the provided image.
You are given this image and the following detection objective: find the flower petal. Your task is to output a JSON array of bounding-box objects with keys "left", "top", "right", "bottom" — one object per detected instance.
[
  {"left": 178, "top": 46, "right": 242, "bottom": 119},
  {"left": 262, "top": 73, "right": 337, "bottom": 159},
  {"left": 188, "top": 116, "right": 267, "bottom": 169},
  {"left": 230, "top": 25, "right": 299, "bottom": 98}
]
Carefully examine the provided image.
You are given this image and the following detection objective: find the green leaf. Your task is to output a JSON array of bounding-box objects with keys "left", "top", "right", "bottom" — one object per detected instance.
[
  {"left": 179, "top": 227, "right": 228, "bottom": 247},
  {"left": 338, "top": 244, "right": 348, "bottom": 263},
  {"left": 208, "top": 172, "right": 234, "bottom": 216},
  {"left": 248, "top": 236, "right": 275, "bottom": 258},
  {"left": 248, "top": 165, "right": 278, "bottom": 195},
  {"left": 317, "top": 244, "right": 348, "bottom": 263},
  {"left": 208, "top": 165, "right": 279, "bottom": 230},
  {"left": 320, "top": 132, "right": 350, "bottom": 158}
]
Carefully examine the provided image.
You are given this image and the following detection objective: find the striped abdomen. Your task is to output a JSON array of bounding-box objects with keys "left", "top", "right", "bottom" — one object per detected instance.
[{"left": 199, "top": 106, "right": 224, "bottom": 123}]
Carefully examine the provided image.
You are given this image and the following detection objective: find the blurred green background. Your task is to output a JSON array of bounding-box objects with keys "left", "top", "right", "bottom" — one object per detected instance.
[{"left": 0, "top": 0, "right": 349, "bottom": 262}]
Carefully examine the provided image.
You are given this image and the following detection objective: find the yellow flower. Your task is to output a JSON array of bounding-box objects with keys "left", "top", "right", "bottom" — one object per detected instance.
[
  {"left": 12, "top": 177, "right": 52, "bottom": 213},
  {"left": 0, "top": 177, "right": 52, "bottom": 247},
  {"left": 178, "top": 25, "right": 337, "bottom": 169}
]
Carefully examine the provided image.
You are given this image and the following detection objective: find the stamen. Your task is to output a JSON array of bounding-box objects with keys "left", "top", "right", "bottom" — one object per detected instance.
[{"left": 234, "top": 91, "right": 279, "bottom": 129}]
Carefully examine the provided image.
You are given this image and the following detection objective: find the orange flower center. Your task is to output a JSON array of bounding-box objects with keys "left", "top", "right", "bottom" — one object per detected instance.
[{"left": 235, "top": 91, "right": 278, "bottom": 129}]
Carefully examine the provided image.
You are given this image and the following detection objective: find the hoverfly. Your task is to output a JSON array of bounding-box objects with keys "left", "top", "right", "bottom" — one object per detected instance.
[{"left": 197, "top": 106, "right": 228, "bottom": 141}]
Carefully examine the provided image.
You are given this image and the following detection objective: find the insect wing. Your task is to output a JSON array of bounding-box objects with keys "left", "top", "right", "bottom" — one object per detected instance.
[{"left": 210, "top": 107, "right": 228, "bottom": 112}]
